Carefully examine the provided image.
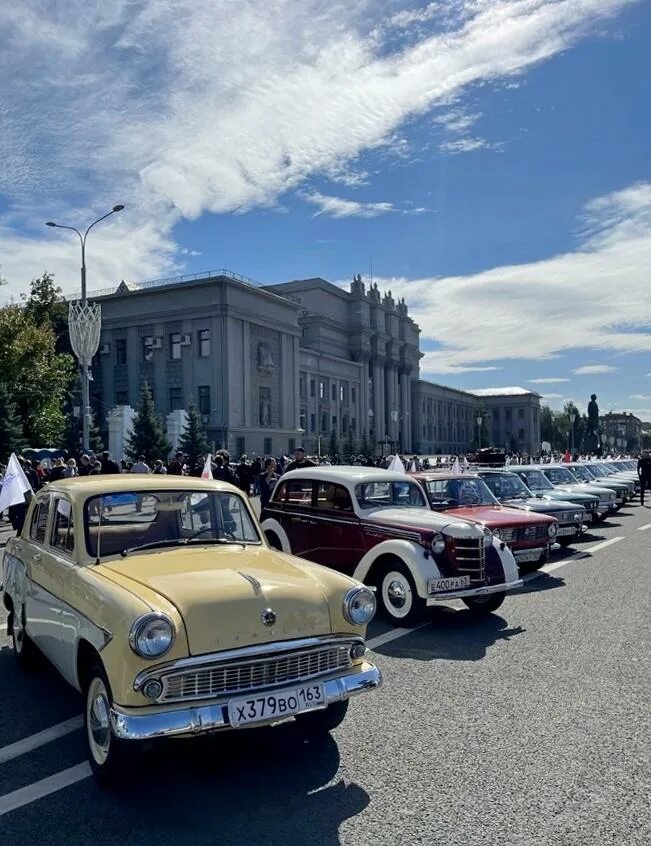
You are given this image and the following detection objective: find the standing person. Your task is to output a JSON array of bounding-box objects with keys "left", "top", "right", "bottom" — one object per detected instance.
[
  {"left": 152, "top": 459, "right": 167, "bottom": 475},
  {"left": 283, "top": 447, "right": 316, "bottom": 474},
  {"left": 214, "top": 452, "right": 236, "bottom": 485},
  {"left": 78, "top": 455, "right": 92, "bottom": 476},
  {"left": 258, "top": 458, "right": 280, "bottom": 510},
  {"left": 101, "top": 451, "right": 121, "bottom": 474},
  {"left": 637, "top": 450, "right": 651, "bottom": 506},
  {"left": 167, "top": 452, "right": 185, "bottom": 475},
  {"left": 236, "top": 455, "right": 253, "bottom": 494},
  {"left": 131, "top": 455, "right": 150, "bottom": 473},
  {"left": 63, "top": 458, "right": 78, "bottom": 478},
  {"left": 49, "top": 457, "right": 66, "bottom": 482}
]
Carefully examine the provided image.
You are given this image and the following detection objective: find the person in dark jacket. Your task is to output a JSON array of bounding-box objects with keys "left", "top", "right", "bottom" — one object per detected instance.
[
  {"left": 236, "top": 456, "right": 253, "bottom": 495},
  {"left": 637, "top": 450, "right": 651, "bottom": 506},
  {"left": 100, "top": 451, "right": 121, "bottom": 474},
  {"left": 258, "top": 458, "right": 280, "bottom": 510},
  {"left": 213, "top": 453, "right": 236, "bottom": 485},
  {"left": 283, "top": 447, "right": 316, "bottom": 474}
]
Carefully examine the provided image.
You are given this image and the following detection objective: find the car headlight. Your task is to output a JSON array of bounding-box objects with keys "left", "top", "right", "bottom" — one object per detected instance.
[
  {"left": 492, "top": 528, "right": 502, "bottom": 540},
  {"left": 483, "top": 527, "right": 494, "bottom": 546},
  {"left": 343, "top": 586, "right": 376, "bottom": 626},
  {"left": 548, "top": 522, "right": 558, "bottom": 538},
  {"left": 129, "top": 613, "right": 175, "bottom": 658},
  {"left": 573, "top": 512, "right": 582, "bottom": 522},
  {"left": 430, "top": 532, "right": 446, "bottom": 555}
]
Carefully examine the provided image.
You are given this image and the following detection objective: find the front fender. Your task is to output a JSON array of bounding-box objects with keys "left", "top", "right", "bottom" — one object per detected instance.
[
  {"left": 2, "top": 551, "right": 28, "bottom": 615},
  {"left": 260, "top": 518, "right": 291, "bottom": 553},
  {"left": 494, "top": 542, "right": 519, "bottom": 581},
  {"left": 353, "top": 540, "right": 441, "bottom": 600}
]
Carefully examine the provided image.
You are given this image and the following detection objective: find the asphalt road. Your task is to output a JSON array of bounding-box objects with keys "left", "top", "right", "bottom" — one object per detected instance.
[{"left": 0, "top": 506, "right": 649, "bottom": 846}]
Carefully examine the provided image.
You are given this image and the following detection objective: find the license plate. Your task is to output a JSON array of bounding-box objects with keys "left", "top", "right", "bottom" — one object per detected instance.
[
  {"left": 556, "top": 526, "right": 576, "bottom": 536},
  {"left": 514, "top": 548, "right": 543, "bottom": 563},
  {"left": 429, "top": 575, "right": 471, "bottom": 593},
  {"left": 228, "top": 684, "right": 325, "bottom": 727}
]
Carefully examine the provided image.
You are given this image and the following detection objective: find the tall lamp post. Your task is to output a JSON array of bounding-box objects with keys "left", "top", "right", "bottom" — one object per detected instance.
[
  {"left": 46, "top": 205, "right": 124, "bottom": 451},
  {"left": 568, "top": 409, "right": 577, "bottom": 457},
  {"left": 476, "top": 415, "right": 483, "bottom": 450}
]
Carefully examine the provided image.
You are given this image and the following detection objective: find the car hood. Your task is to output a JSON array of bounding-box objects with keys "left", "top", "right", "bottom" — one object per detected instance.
[
  {"left": 363, "top": 507, "right": 483, "bottom": 538},
  {"left": 552, "top": 483, "right": 615, "bottom": 497},
  {"left": 535, "top": 490, "right": 597, "bottom": 505},
  {"left": 499, "top": 498, "right": 575, "bottom": 516},
  {"left": 439, "top": 505, "right": 554, "bottom": 527},
  {"left": 98, "top": 546, "right": 333, "bottom": 656}
]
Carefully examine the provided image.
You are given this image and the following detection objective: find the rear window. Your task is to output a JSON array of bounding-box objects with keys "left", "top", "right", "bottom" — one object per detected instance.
[{"left": 275, "top": 480, "right": 313, "bottom": 508}]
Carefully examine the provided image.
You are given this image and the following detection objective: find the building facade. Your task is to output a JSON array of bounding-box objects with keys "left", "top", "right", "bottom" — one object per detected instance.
[
  {"left": 600, "top": 412, "right": 642, "bottom": 452},
  {"left": 91, "top": 271, "right": 541, "bottom": 458}
]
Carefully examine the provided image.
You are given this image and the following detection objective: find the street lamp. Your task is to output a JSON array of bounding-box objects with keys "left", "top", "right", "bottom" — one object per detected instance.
[
  {"left": 45, "top": 205, "right": 124, "bottom": 451},
  {"left": 568, "top": 409, "right": 577, "bottom": 457},
  {"left": 476, "top": 415, "right": 483, "bottom": 450}
]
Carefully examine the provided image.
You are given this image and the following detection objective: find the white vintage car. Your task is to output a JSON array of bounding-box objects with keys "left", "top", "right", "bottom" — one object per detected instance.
[{"left": 261, "top": 468, "right": 522, "bottom": 624}]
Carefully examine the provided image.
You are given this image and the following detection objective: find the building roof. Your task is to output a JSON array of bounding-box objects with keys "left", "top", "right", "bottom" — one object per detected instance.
[{"left": 467, "top": 387, "right": 541, "bottom": 398}]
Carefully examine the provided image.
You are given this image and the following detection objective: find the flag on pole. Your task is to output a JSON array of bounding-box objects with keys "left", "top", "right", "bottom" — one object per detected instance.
[
  {"left": 0, "top": 453, "right": 33, "bottom": 514},
  {"left": 451, "top": 456, "right": 461, "bottom": 474},
  {"left": 462, "top": 456, "right": 470, "bottom": 472},
  {"left": 409, "top": 459, "right": 418, "bottom": 472},
  {"left": 201, "top": 454, "right": 213, "bottom": 480},
  {"left": 387, "top": 454, "right": 406, "bottom": 474},
  {"left": 505, "top": 455, "right": 511, "bottom": 466}
]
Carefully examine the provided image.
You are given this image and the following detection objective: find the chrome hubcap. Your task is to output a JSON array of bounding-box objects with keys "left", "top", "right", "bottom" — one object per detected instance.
[
  {"left": 382, "top": 571, "right": 413, "bottom": 618},
  {"left": 387, "top": 579, "right": 407, "bottom": 609},
  {"left": 87, "top": 678, "right": 111, "bottom": 765}
]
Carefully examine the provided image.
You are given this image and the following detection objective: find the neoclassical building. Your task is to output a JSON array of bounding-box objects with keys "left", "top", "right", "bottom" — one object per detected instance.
[{"left": 91, "top": 270, "right": 542, "bottom": 457}]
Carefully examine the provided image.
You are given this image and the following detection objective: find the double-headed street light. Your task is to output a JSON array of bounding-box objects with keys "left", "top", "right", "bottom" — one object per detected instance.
[
  {"left": 568, "top": 409, "right": 577, "bottom": 457},
  {"left": 476, "top": 415, "right": 483, "bottom": 450},
  {"left": 45, "top": 205, "right": 125, "bottom": 451}
]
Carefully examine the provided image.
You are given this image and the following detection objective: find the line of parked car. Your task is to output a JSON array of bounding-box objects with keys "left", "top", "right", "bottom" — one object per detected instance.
[{"left": 0, "top": 459, "right": 638, "bottom": 782}]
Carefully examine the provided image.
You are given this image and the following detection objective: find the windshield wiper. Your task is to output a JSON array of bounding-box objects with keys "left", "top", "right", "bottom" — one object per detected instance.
[{"left": 121, "top": 537, "right": 249, "bottom": 557}]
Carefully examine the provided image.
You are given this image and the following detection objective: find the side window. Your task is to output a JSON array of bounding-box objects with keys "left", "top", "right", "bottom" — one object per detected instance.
[
  {"left": 315, "top": 483, "right": 353, "bottom": 512},
  {"left": 426, "top": 480, "right": 458, "bottom": 507},
  {"left": 30, "top": 498, "right": 50, "bottom": 544},
  {"left": 51, "top": 498, "right": 75, "bottom": 554},
  {"left": 284, "top": 480, "right": 314, "bottom": 508}
]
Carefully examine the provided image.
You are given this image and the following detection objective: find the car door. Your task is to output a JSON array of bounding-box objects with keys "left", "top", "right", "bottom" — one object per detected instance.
[
  {"left": 274, "top": 478, "right": 315, "bottom": 555},
  {"left": 24, "top": 493, "right": 76, "bottom": 676},
  {"left": 306, "top": 482, "right": 362, "bottom": 574}
]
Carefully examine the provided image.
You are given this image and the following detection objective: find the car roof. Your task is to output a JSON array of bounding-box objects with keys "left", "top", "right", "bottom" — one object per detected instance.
[
  {"left": 40, "top": 475, "right": 240, "bottom": 501},
  {"left": 281, "top": 467, "right": 419, "bottom": 484},
  {"left": 412, "top": 472, "right": 481, "bottom": 481}
]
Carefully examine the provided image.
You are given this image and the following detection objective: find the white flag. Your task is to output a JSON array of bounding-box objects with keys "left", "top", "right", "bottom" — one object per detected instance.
[
  {"left": 462, "top": 456, "right": 470, "bottom": 472},
  {"left": 451, "top": 457, "right": 461, "bottom": 474},
  {"left": 505, "top": 455, "right": 511, "bottom": 466},
  {"left": 409, "top": 459, "right": 418, "bottom": 472},
  {"left": 0, "top": 453, "right": 33, "bottom": 513},
  {"left": 387, "top": 454, "right": 406, "bottom": 474},
  {"left": 201, "top": 454, "right": 213, "bottom": 480}
]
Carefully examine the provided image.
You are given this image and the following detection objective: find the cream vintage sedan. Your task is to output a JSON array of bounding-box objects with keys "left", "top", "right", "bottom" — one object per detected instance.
[{"left": 1, "top": 476, "right": 380, "bottom": 782}]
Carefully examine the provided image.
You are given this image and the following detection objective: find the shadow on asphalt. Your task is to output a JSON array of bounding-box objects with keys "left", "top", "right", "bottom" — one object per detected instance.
[
  {"left": 71, "top": 727, "right": 365, "bottom": 846},
  {"left": 372, "top": 609, "right": 525, "bottom": 662},
  {"left": 514, "top": 573, "right": 566, "bottom": 595}
]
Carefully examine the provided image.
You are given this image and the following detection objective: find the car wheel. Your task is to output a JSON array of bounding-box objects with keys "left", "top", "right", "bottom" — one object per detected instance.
[
  {"left": 265, "top": 531, "right": 282, "bottom": 551},
  {"left": 462, "top": 592, "right": 505, "bottom": 615},
  {"left": 11, "top": 605, "right": 38, "bottom": 669},
  {"left": 378, "top": 561, "right": 425, "bottom": 626},
  {"left": 295, "top": 700, "right": 349, "bottom": 736},
  {"left": 558, "top": 537, "right": 575, "bottom": 548},
  {"left": 85, "top": 663, "right": 139, "bottom": 784}
]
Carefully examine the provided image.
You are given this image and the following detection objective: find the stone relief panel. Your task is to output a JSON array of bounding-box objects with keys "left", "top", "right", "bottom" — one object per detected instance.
[{"left": 250, "top": 324, "right": 282, "bottom": 428}]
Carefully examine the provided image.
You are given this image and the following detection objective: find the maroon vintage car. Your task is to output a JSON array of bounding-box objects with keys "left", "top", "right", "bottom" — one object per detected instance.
[
  {"left": 260, "top": 467, "right": 522, "bottom": 625},
  {"left": 411, "top": 472, "right": 558, "bottom": 569}
]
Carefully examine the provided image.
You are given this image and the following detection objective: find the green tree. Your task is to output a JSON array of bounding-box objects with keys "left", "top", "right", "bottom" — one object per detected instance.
[
  {"left": 125, "top": 382, "right": 172, "bottom": 464},
  {"left": 177, "top": 400, "right": 210, "bottom": 467},
  {"left": 21, "top": 272, "right": 71, "bottom": 355},
  {"left": 328, "top": 428, "right": 339, "bottom": 458},
  {"left": 341, "top": 427, "right": 355, "bottom": 464},
  {"left": 359, "top": 432, "right": 369, "bottom": 460},
  {"left": 62, "top": 402, "right": 104, "bottom": 456},
  {"left": 368, "top": 431, "right": 377, "bottom": 458},
  {"left": 0, "top": 382, "right": 27, "bottom": 460}
]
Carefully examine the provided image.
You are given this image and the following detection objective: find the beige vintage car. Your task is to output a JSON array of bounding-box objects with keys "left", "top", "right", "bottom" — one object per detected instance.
[{"left": 1, "top": 476, "right": 380, "bottom": 782}]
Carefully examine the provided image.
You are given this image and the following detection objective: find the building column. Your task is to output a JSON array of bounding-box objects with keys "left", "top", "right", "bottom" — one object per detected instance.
[
  {"left": 372, "top": 356, "right": 385, "bottom": 445},
  {"left": 399, "top": 368, "right": 411, "bottom": 452},
  {"left": 385, "top": 362, "right": 397, "bottom": 447}
]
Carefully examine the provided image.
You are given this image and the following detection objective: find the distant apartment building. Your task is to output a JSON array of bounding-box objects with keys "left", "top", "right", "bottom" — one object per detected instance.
[{"left": 600, "top": 411, "right": 642, "bottom": 452}]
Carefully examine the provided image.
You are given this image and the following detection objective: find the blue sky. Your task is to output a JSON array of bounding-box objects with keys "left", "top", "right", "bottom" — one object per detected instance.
[{"left": 1, "top": 0, "right": 650, "bottom": 419}]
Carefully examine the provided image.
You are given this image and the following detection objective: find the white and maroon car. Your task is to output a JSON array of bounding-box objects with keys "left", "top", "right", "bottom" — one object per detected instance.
[{"left": 260, "top": 468, "right": 521, "bottom": 625}]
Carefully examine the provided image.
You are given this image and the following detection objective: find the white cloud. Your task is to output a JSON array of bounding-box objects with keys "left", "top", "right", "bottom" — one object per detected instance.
[
  {"left": 302, "top": 191, "right": 426, "bottom": 219},
  {"left": 528, "top": 377, "right": 571, "bottom": 384},
  {"left": 383, "top": 181, "right": 651, "bottom": 374},
  {"left": 571, "top": 364, "right": 619, "bottom": 375},
  {"left": 629, "top": 394, "right": 651, "bottom": 401},
  {"left": 541, "top": 393, "right": 564, "bottom": 399},
  {"left": 439, "top": 137, "right": 502, "bottom": 154},
  {"left": 0, "top": 0, "right": 639, "bottom": 298}
]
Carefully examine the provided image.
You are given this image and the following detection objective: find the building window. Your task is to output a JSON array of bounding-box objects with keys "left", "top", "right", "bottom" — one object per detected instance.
[
  {"left": 319, "top": 381, "right": 325, "bottom": 400},
  {"left": 198, "top": 385, "right": 211, "bottom": 415},
  {"left": 351, "top": 386, "right": 356, "bottom": 404},
  {"left": 342, "top": 416, "right": 348, "bottom": 433},
  {"left": 505, "top": 408, "right": 512, "bottom": 422},
  {"left": 331, "top": 383, "right": 337, "bottom": 402},
  {"left": 332, "top": 416, "right": 337, "bottom": 431},
  {"left": 115, "top": 339, "right": 127, "bottom": 365},
  {"left": 115, "top": 391, "right": 128, "bottom": 405},
  {"left": 236, "top": 437, "right": 245, "bottom": 458},
  {"left": 263, "top": 437, "right": 272, "bottom": 455},
  {"left": 259, "top": 386, "right": 272, "bottom": 427},
  {"left": 142, "top": 336, "right": 154, "bottom": 362},
  {"left": 340, "top": 384, "right": 346, "bottom": 403},
  {"left": 310, "top": 413, "right": 316, "bottom": 433},
  {"left": 198, "top": 329, "right": 210, "bottom": 358},
  {"left": 321, "top": 412, "right": 328, "bottom": 433},
  {"left": 170, "top": 333, "right": 182, "bottom": 360},
  {"left": 169, "top": 386, "right": 183, "bottom": 411},
  {"left": 299, "top": 411, "right": 306, "bottom": 431},
  {"left": 518, "top": 408, "right": 524, "bottom": 420},
  {"left": 299, "top": 376, "right": 306, "bottom": 400},
  {"left": 352, "top": 417, "right": 356, "bottom": 433},
  {"left": 310, "top": 379, "right": 316, "bottom": 398},
  {"left": 518, "top": 428, "right": 525, "bottom": 441}
]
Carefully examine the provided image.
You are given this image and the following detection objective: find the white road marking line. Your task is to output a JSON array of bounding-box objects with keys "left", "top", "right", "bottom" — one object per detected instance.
[
  {"left": 636, "top": 523, "right": 651, "bottom": 531},
  {"left": 582, "top": 536, "right": 624, "bottom": 553},
  {"left": 0, "top": 762, "right": 92, "bottom": 817},
  {"left": 367, "top": 625, "right": 428, "bottom": 651},
  {"left": 0, "top": 716, "right": 84, "bottom": 765}
]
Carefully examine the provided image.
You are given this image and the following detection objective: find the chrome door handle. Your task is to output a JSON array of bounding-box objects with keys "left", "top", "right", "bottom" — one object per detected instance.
[{"left": 32, "top": 553, "right": 42, "bottom": 562}]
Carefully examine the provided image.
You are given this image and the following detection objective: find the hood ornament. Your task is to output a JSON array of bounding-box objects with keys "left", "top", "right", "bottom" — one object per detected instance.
[{"left": 261, "top": 608, "right": 277, "bottom": 627}]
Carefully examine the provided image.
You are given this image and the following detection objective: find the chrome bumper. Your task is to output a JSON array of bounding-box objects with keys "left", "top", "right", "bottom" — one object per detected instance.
[
  {"left": 426, "top": 577, "right": 523, "bottom": 604},
  {"left": 110, "top": 662, "right": 381, "bottom": 742}
]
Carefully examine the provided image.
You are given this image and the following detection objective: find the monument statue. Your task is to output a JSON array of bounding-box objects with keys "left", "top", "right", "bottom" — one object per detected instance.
[{"left": 586, "top": 393, "right": 600, "bottom": 453}]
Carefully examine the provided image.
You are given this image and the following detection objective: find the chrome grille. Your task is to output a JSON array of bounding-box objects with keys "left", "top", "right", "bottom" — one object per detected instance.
[
  {"left": 453, "top": 537, "right": 485, "bottom": 585},
  {"left": 499, "top": 524, "right": 549, "bottom": 544},
  {"left": 160, "top": 643, "right": 354, "bottom": 704}
]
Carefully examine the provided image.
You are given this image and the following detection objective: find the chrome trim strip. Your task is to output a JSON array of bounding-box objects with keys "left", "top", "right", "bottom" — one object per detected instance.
[
  {"left": 133, "top": 634, "right": 364, "bottom": 691},
  {"left": 113, "top": 662, "right": 382, "bottom": 741},
  {"left": 427, "top": 577, "right": 523, "bottom": 603}
]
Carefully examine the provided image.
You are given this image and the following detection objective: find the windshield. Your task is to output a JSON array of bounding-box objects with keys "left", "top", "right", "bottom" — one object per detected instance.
[
  {"left": 569, "top": 465, "right": 596, "bottom": 482},
  {"left": 515, "top": 470, "right": 554, "bottom": 492},
  {"left": 592, "top": 463, "right": 613, "bottom": 475},
  {"left": 543, "top": 467, "right": 577, "bottom": 485},
  {"left": 479, "top": 472, "right": 532, "bottom": 501},
  {"left": 355, "top": 480, "right": 426, "bottom": 509},
  {"left": 85, "top": 490, "right": 260, "bottom": 558},
  {"left": 425, "top": 477, "right": 499, "bottom": 508}
]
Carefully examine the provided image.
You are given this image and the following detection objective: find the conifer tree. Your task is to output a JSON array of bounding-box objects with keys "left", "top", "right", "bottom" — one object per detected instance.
[
  {"left": 177, "top": 400, "right": 210, "bottom": 468},
  {"left": 0, "top": 381, "right": 27, "bottom": 461},
  {"left": 62, "top": 404, "right": 104, "bottom": 457},
  {"left": 342, "top": 427, "right": 355, "bottom": 464},
  {"left": 360, "top": 432, "right": 369, "bottom": 460},
  {"left": 328, "top": 428, "right": 339, "bottom": 459},
  {"left": 125, "top": 382, "right": 171, "bottom": 464}
]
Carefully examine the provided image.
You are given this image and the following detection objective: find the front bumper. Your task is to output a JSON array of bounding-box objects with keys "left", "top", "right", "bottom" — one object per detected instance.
[
  {"left": 426, "top": 577, "right": 523, "bottom": 604},
  {"left": 110, "top": 661, "right": 381, "bottom": 742}
]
